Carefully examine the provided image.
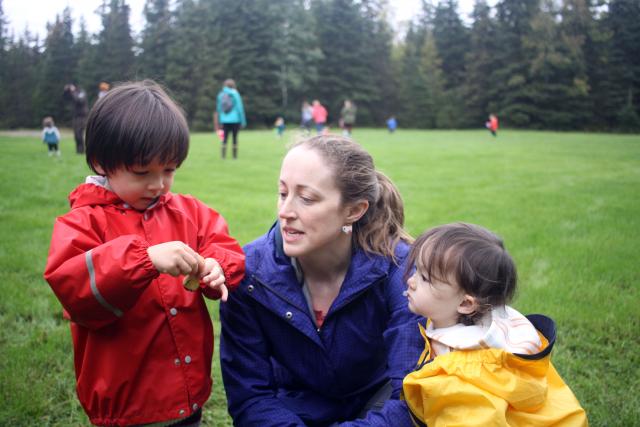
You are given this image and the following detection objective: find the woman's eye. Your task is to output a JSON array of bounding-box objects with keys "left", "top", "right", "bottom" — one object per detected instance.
[{"left": 300, "top": 197, "right": 313, "bottom": 204}]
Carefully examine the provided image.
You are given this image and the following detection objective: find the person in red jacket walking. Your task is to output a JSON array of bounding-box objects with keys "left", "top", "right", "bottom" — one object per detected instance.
[
  {"left": 485, "top": 113, "right": 499, "bottom": 137},
  {"left": 44, "top": 80, "right": 245, "bottom": 427}
]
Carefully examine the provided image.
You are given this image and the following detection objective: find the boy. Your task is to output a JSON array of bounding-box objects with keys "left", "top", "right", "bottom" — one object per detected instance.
[{"left": 44, "top": 80, "right": 245, "bottom": 426}]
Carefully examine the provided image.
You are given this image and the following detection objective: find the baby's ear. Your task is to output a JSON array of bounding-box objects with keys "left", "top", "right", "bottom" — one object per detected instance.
[{"left": 457, "top": 295, "right": 478, "bottom": 315}]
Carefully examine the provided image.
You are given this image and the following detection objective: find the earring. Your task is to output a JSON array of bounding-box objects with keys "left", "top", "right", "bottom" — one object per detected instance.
[{"left": 341, "top": 224, "right": 353, "bottom": 234}]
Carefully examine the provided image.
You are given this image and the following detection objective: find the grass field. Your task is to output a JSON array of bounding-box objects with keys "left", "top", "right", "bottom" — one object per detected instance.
[{"left": 0, "top": 128, "right": 638, "bottom": 426}]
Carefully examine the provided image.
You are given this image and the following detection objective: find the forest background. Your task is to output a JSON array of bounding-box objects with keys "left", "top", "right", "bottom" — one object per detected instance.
[{"left": 1, "top": 0, "right": 639, "bottom": 133}]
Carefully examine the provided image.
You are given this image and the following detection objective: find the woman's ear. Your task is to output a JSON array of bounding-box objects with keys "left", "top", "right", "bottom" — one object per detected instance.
[
  {"left": 345, "top": 200, "right": 369, "bottom": 224},
  {"left": 457, "top": 294, "right": 478, "bottom": 315}
]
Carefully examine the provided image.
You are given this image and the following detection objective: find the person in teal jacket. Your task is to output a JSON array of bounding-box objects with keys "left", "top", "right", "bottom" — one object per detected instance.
[{"left": 215, "top": 78, "right": 246, "bottom": 159}]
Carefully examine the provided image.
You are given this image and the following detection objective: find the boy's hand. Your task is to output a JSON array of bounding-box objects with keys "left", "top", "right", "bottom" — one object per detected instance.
[
  {"left": 147, "top": 241, "right": 201, "bottom": 277},
  {"left": 200, "top": 257, "right": 228, "bottom": 301}
]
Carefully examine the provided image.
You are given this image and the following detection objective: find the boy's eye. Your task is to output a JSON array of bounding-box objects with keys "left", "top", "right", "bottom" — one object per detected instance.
[{"left": 132, "top": 171, "right": 148, "bottom": 176}]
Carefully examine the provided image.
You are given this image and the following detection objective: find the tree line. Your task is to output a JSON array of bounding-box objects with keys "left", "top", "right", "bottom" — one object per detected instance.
[{"left": 0, "top": 0, "right": 639, "bottom": 132}]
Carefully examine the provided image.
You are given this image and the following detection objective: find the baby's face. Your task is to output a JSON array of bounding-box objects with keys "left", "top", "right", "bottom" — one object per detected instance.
[
  {"left": 101, "top": 158, "right": 177, "bottom": 211},
  {"left": 405, "top": 266, "right": 467, "bottom": 328}
]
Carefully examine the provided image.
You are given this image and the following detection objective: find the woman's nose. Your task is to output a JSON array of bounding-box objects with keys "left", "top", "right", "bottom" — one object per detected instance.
[{"left": 278, "top": 197, "right": 294, "bottom": 219}]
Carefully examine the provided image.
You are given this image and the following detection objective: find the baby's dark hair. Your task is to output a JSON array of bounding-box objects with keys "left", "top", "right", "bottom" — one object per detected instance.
[
  {"left": 85, "top": 80, "right": 189, "bottom": 175},
  {"left": 406, "top": 223, "right": 517, "bottom": 325}
]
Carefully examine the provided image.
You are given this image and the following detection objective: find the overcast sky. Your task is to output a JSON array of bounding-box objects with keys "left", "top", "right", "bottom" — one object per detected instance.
[{"left": 4, "top": 0, "right": 488, "bottom": 39}]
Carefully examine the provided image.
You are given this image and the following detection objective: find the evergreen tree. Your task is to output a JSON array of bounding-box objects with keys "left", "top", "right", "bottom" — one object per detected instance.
[
  {"left": 0, "top": 0, "right": 8, "bottom": 123},
  {"left": 95, "top": 0, "right": 135, "bottom": 83},
  {"left": 165, "top": 0, "right": 212, "bottom": 127},
  {"left": 605, "top": 0, "right": 640, "bottom": 131},
  {"left": 312, "top": 0, "right": 374, "bottom": 123},
  {"left": 463, "top": 0, "right": 498, "bottom": 128},
  {"left": 491, "top": 0, "right": 539, "bottom": 127},
  {"left": 433, "top": 0, "right": 469, "bottom": 90},
  {"left": 138, "top": 0, "right": 173, "bottom": 81},
  {"left": 75, "top": 18, "right": 100, "bottom": 106},
  {"left": 421, "top": 31, "right": 445, "bottom": 128},
  {"left": 1, "top": 31, "right": 41, "bottom": 127},
  {"left": 273, "top": 0, "right": 323, "bottom": 123},
  {"left": 35, "top": 8, "right": 76, "bottom": 125},
  {"left": 398, "top": 23, "right": 430, "bottom": 127}
]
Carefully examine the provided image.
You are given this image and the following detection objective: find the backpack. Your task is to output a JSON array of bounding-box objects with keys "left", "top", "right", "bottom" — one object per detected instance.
[{"left": 220, "top": 92, "right": 234, "bottom": 114}]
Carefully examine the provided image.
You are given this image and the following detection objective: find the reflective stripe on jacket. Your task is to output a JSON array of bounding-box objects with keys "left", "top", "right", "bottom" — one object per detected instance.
[
  {"left": 403, "top": 314, "right": 588, "bottom": 427},
  {"left": 220, "top": 223, "right": 424, "bottom": 426},
  {"left": 44, "top": 183, "right": 245, "bottom": 426}
]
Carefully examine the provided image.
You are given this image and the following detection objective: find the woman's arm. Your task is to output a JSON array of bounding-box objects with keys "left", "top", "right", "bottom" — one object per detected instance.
[
  {"left": 219, "top": 282, "right": 307, "bottom": 427},
  {"left": 338, "top": 254, "right": 424, "bottom": 426}
]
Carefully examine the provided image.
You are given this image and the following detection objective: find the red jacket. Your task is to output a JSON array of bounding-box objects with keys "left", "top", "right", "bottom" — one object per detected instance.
[{"left": 44, "top": 182, "right": 245, "bottom": 426}]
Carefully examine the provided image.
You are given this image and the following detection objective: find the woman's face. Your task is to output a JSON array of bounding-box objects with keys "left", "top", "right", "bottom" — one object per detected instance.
[{"left": 278, "top": 146, "right": 350, "bottom": 258}]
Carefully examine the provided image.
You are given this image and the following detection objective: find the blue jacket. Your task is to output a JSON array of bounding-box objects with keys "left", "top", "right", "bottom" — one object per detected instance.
[
  {"left": 217, "top": 87, "right": 247, "bottom": 127},
  {"left": 220, "top": 223, "right": 424, "bottom": 426}
]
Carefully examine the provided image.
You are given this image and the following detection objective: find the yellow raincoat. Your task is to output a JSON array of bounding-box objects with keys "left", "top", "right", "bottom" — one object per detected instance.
[{"left": 403, "top": 314, "right": 587, "bottom": 427}]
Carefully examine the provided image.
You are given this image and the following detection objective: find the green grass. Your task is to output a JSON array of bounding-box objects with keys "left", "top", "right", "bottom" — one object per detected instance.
[{"left": 1, "top": 129, "right": 639, "bottom": 426}]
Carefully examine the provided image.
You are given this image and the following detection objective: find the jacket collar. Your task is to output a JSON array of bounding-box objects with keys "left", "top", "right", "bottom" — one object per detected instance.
[
  {"left": 69, "top": 176, "right": 170, "bottom": 212},
  {"left": 254, "top": 222, "right": 389, "bottom": 315}
]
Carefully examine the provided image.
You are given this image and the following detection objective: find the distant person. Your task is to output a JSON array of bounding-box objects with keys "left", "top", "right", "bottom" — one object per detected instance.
[
  {"left": 340, "top": 99, "right": 357, "bottom": 136},
  {"left": 387, "top": 116, "right": 397, "bottom": 133},
  {"left": 300, "top": 100, "right": 313, "bottom": 134},
  {"left": 97, "top": 81, "right": 110, "bottom": 100},
  {"left": 63, "top": 84, "right": 89, "bottom": 154},
  {"left": 402, "top": 223, "right": 587, "bottom": 427},
  {"left": 215, "top": 78, "right": 246, "bottom": 159},
  {"left": 41, "top": 116, "right": 61, "bottom": 157},
  {"left": 44, "top": 80, "right": 245, "bottom": 427},
  {"left": 311, "top": 99, "right": 328, "bottom": 135},
  {"left": 485, "top": 113, "right": 498, "bottom": 137},
  {"left": 274, "top": 116, "right": 285, "bottom": 138}
]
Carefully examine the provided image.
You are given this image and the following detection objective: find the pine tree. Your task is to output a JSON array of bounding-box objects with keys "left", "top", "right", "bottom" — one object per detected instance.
[
  {"left": 2, "top": 31, "right": 42, "bottom": 127},
  {"left": 490, "top": 0, "right": 539, "bottom": 127},
  {"left": 138, "top": 0, "right": 173, "bottom": 81},
  {"left": 421, "top": 31, "right": 445, "bottom": 128},
  {"left": 398, "top": 24, "right": 430, "bottom": 127},
  {"left": 35, "top": 8, "right": 76, "bottom": 125},
  {"left": 273, "top": 0, "right": 323, "bottom": 123},
  {"left": 312, "top": 0, "right": 373, "bottom": 123},
  {"left": 75, "top": 18, "right": 100, "bottom": 106},
  {"left": 165, "top": 0, "right": 211, "bottom": 126},
  {"left": 463, "top": 0, "right": 498, "bottom": 128},
  {"left": 95, "top": 0, "right": 135, "bottom": 83},
  {"left": 605, "top": 0, "right": 640, "bottom": 131}
]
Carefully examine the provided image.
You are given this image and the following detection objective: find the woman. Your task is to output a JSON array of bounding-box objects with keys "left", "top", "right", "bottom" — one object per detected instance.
[
  {"left": 220, "top": 135, "right": 424, "bottom": 426},
  {"left": 215, "top": 78, "right": 247, "bottom": 159}
]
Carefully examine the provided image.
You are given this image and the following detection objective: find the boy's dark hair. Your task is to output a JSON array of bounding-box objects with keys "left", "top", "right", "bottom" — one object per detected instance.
[
  {"left": 85, "top": 80, "right": 189, "bottom": 175},
  {"left": 406, "top": 223, "right": 517, "bottom": 325}
]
